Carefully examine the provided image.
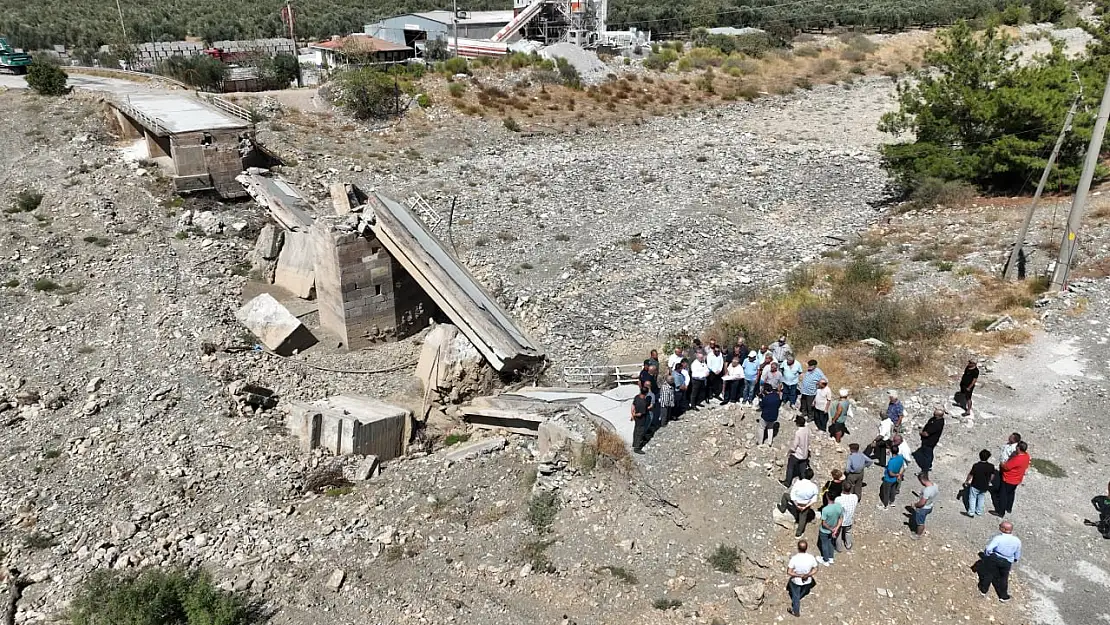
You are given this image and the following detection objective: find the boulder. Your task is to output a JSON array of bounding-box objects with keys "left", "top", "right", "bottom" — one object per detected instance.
[
  {"left": 733, "top": 580, "right": 765, "bottom": 609},
  {"left": 416, "top": 323, "right": 484, "bottom": 397},
  {"left": 235, "top": 293, "right": 317, "bottom": 356}
]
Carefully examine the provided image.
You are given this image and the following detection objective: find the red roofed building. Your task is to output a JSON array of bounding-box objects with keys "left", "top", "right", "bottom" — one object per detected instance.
[{"left": 308, "top": 34, "right": 414, "bottom": 68}]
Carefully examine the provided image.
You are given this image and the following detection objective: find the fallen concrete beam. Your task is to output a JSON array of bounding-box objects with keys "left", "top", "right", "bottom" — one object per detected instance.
[
  {"left": 273, "top": 231, "right": 316, "bottom": 299},
  {"left": 368, "top": 193, "right": 544, "bottom": 373},
  {"left": 442, "top": 437, "right": 506, "bottom": 462},
  {"left": 460, "top": 406, "right": 545, "bottom": 436},
  {"left": 235, "top": 293, "right": 317, "bottom": 356},
  {"left": 237, "top": 173, "right": 315, "bottom": 232}
]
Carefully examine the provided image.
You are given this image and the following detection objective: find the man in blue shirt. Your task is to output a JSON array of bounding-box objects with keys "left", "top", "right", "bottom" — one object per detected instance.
[
  {"left": 741, "top": 351, "right": 760, "bottom": 404},
  {"left": 780, "top": 354, "right": 804, "bottom": 409},
  {"left": 977, "top": 521, "right": 1021, "bottom": 602},
  {"left": 879, "top": 452, "right": 905, "bottom": 509},
  {"left": 799, "top": 360, "right": 826, "bottom": 421}
]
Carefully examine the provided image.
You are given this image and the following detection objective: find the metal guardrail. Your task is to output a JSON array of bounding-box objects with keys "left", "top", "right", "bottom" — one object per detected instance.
[
  {"left": 109, "top": 95, "right": 172, "bottom": 136},
  {"left": 562, "top": 363, "right": 642, "bottom": 388},
  {"left": 198, "top": 93, "right": 255, "bottom": 123}
]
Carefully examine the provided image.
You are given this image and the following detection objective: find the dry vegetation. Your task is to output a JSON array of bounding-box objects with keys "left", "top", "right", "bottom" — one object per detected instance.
[{"left": 421, "top": 31, "right": 933, "bottom": 133}]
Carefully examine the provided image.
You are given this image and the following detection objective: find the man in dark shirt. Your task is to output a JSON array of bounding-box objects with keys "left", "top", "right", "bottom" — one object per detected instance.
[
  {"left": 912, "top": 408, "right": 946, "bottom": 472},
  {"left": 1084, "top": 480, "right": 1110, "bottom": 538},
  {"left": 964, "top": 449, "right": 996, "bottom": 517},
  {"left": 959, "top": 359, "right": 980, "bottom": 417},
  {"left": 646, "top": 350, "right": 660, "bottom": 370},
  {"left": 638, "top": 361, "right": 660, "bottom": 427},
  {"left": 631, "top": 385, "right": 651, "bottom": 455}
]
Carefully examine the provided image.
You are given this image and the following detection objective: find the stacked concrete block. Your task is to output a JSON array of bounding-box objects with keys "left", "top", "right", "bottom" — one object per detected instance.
[
  {"left": 313, "top": 222, "right": 434, "bottom": 350},
  {"left": 285, "top": 395, "right": 411, "bottom": 461},
  {"left": 169, "top": 129, "right": 248, "bottom": 199}
]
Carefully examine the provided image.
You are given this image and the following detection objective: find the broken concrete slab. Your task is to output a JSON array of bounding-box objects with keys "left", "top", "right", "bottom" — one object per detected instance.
[
  {"left": 508, "top": 388, "right": 635, "bottom": 445},
  {"left": 330, "top": 183, "right": 353, "bottom": 215},
  {"left": 235, "top": 293, "right": 317, "bottom": 356},
  {"left": 354, "top": 455, "right": 381, "bottom": 480},
  {"left": 416, "top": 323, "right": 484, "bottom": 395},
  {"left": 443, "top": 437, "right": 506, "bottom": 462},
  {"left": 255, "top": 224, "right": 284, "bottom": 260},
  {"left": 274, "top": 231, "right": 316, "bottom": 299},
  {"left": 286, "top": 395, "right": 411, "bottom": 461}
]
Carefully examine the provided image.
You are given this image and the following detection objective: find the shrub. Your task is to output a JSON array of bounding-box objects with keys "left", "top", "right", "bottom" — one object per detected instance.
[
  {"left": 596, "top": 565, "right": 638, "bottom": 584},
  {"left": 844, "top": 33, "right": 879, "bottom": 54},
  {"left": 332, "top": 68, "right": 402, "bottom": 120},
  {"left": 439, "top": 57, "right": 469, "bottom": 75},
  {"left": 67, "top": 568, "right": 259, "bottom": 625},
  {"left": 520, "top": 539, "right": 556, "bottom": 573},
  {"left": 14, "top": 190, "right": 43, "bottom": 213},
  {"left": 32, "top": 278, "right": 60, "bottom": 292},
  {"left": 448, "top": 82, "right": 466, "bottom": 98},
  {"left": 652, "top": 598, "right": 683, "bottom": 610},
  {"left": 815, "top": 58, "right": 841, "bottom": 74},
  {"left": 444, "top": 433, "right": 471, "bottom": 446},
  {"left": 794, "top": 45, "right": 820, "bottom": 57},
  {"left": 528, "top": 491, "right": 560, "bottom": 533},
  {"left": 842, "top": 49, "right": 867, "bottom": 62},
  {"left": 1030, "top": 457, "right": 1066, "bottom": 478},
  {"left": 643, "top": 54, "right": 670, "bottom": 71},
  {"left": 708, "top": 545, "right": 741, "bottom": 573},
  {"left": 873, "top": 344, "right": 901, "bottom": 373},
  {"left": 556, "top": 58, "right": 581, "bottom": 88},
  {"left": 907, "top": 177, "right": 976, "bottom": 210},
  {"left": 416, "top": 93, "right": 432, "bottom": 108},
  {"left": 26, "top": 62, "right": 68, "bottom": 96}
]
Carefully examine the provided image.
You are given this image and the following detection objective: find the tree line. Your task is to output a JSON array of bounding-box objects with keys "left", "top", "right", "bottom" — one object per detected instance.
[{"left": 1, "top": 0, "right": 1066, "bottom": 52}]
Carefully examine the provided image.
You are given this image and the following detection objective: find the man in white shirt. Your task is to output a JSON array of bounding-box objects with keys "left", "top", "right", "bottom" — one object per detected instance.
[
  {"left": 666, "top": 346, "right": 684, "bottom": 372},
  {"left": 778, "top": 467, "right": 819, "bottom": 537},
  {"left": 834, "top": 482, "right": 859, "bottom": 552},
  {"left": 688, "top": 352, "right": 710, "bottom": 410},
  {"left": 892, "top": 434, "right": 913, "bottom": 466},
  {"left": 783, "top": 415, "right": 810, "bottom": 485},
  {"left": 787, "top": 539, "right": 818, "bottom": 617},
  {"left": 706, "top": 345, "right": 725, "bottom": 401}
]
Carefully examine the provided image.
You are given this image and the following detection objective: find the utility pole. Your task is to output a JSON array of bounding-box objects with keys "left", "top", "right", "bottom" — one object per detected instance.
[
  {"left": 1004, "top": 87, "right": 1080, "bottom": 280},
  {"left": 453, "top": 0, "right": 460, "bottom": 57},
  {"left": 114, "top": 0, "right": 129, "bottom": 45},
  {"left": 1052, "top": 70, "right": 1110, "bottom": 290}
]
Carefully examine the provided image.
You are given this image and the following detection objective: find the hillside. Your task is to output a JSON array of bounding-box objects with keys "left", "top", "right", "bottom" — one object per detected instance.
[{"left": 2, "top": 0, "right": 1062, "bottom": 52}]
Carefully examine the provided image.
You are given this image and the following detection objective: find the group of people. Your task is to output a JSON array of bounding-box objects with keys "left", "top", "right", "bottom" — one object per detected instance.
[{"left": 630, "top": 337, "right": 1108, "bottom": 617}]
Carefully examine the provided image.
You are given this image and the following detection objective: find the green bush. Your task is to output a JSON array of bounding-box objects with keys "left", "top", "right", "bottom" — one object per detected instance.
[
  {"left": 528, "top": 490, "right": 560, "bottom": 533},
  {"left": 873, "top": 344, "right": 901, "bottom": 373},
  {"left": 67, "top": 568, "right": 259, "bottom": 625},
  {"left": 439, "top": 57, "right": 469, "bottom": 75},
  {"left": 14, "top": 190, "right": 43, "bottom": 213},
  {"left": 643, "top": 53, "right": 670, "bottom": 71},
  {"left": 907, "top": 177, "right": 976, "bottom": 210},
  {"left": 555, "top": 57, "right": 581, "bottom": 88},
  {"left": 332, "top": 68, "right": 402, "bottom": 120},
  {"left": 503, "top": 116, "right": 521, "bottom": 132},
  {"left": 448, "top": 82, "right": 466, "bottom": 98},
  {"left": 708, "top": 544, "right": 741, "bottom": 573},
  {"left": 416, "top": 93, "right": 432, "bottom": 108},
  {"left": 26, "top": 62, "right": 68, "bottom": 96}
]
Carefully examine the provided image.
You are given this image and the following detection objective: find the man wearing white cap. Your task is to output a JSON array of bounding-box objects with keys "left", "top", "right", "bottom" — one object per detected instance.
[
  {"left": 741, "top": 351, "right": 760, "bottom": 404},
  {"left": 886, "top": 390, "right": 905, "bottom": 431}
]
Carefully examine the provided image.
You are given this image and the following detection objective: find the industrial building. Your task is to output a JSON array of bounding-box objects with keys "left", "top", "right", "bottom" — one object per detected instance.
[
  {"left": 364, "top": 11, "right": 516, "bottom": 50},
  {"left": 364, "top": 0, "right": 623, "bottom": 56}
]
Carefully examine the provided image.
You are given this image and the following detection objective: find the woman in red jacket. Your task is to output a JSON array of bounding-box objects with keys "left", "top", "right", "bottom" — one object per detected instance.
[{"left": 994, "top": 441, "right": 1030, "bottom": 518}]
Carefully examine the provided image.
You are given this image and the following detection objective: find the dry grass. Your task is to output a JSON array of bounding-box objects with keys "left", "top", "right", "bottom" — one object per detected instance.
[
  {"left": 595, "top": 427, "right": 631, "bottom": 470},
  {"left": 1074, "top": 256, "right": 1110, "bottom": 279}
]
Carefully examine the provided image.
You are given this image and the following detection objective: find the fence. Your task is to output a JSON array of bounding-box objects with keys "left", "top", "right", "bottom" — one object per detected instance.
[{"left": 562, "top": 363, "right": 642, "bottom": 388}]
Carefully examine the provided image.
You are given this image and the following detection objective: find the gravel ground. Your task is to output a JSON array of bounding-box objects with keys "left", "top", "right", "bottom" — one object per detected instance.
[{"left": 2, "top": 33, "right": 1108, "bottom": 624}]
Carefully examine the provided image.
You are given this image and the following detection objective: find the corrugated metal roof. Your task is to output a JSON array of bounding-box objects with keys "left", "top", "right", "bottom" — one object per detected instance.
[
  {"left": 309, "top": 34, "right": 411, "bottom": 52},
  {"left": 411, "top": 10, "right": 515, "bottom": 25}
]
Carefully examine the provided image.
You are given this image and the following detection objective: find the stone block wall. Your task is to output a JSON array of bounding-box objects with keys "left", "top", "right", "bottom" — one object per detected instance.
[{"left": 314, "top": 223, "right": 435, "bottom": 349}]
